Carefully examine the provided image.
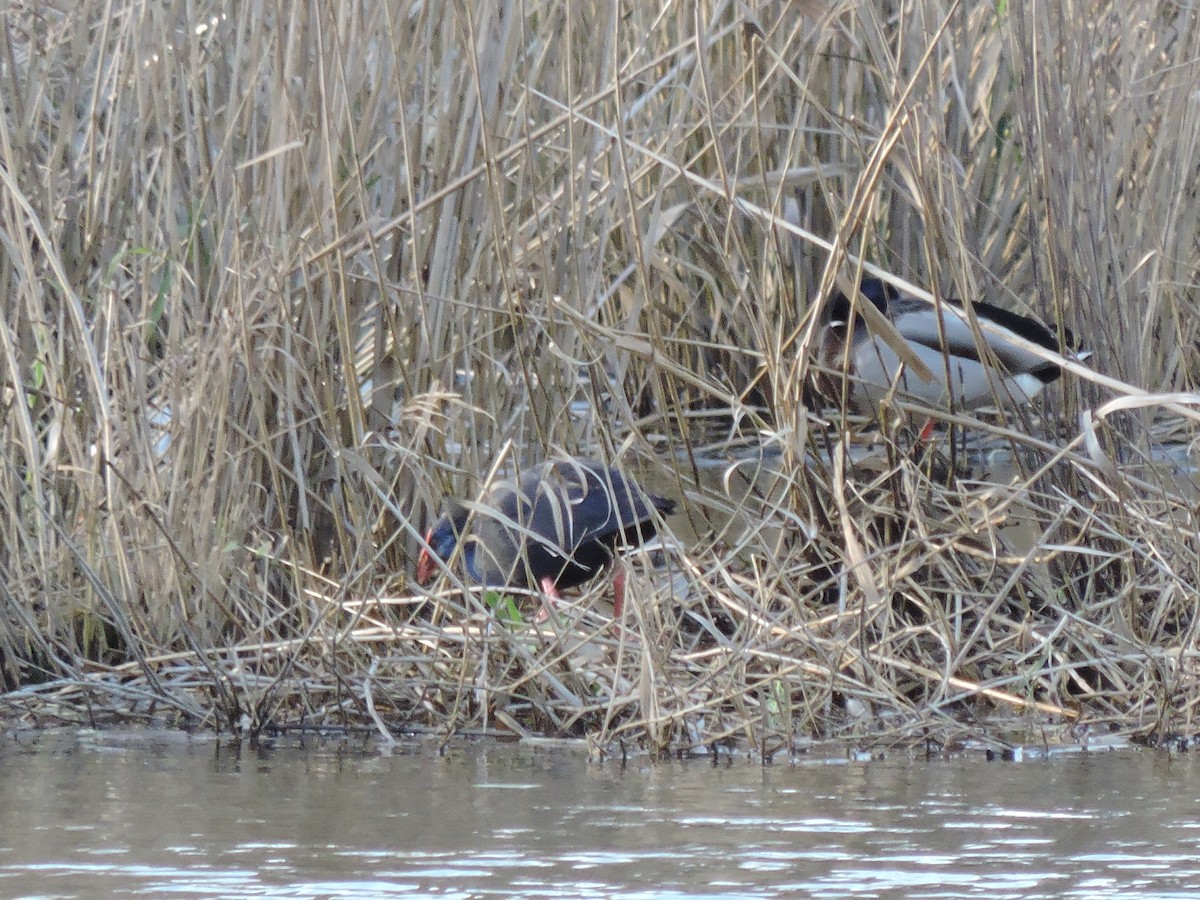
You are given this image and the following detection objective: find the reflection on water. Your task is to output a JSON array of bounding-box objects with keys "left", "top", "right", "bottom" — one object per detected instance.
[{"left": 1, "top": 732, "right": 1199, "bottom": 899}]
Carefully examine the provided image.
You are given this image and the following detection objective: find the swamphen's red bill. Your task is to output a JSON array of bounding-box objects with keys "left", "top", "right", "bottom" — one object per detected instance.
[{"left": 414, "top": 536, "right": 439, "bottom": 585}]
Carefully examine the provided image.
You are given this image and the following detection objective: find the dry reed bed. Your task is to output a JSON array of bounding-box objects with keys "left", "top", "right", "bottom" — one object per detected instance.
[{"left": 1, "top": 1, "right": 1198, "bottom": 753}]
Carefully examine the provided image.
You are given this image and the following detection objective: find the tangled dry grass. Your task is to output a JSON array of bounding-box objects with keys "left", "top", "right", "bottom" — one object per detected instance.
[{"left": 1, "top": 0, "right": 1199, "bottom": 755}]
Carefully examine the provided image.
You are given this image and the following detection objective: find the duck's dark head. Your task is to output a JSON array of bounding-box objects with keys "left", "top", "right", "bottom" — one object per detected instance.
[
  {"left": 828, "top": 277, "right": 899, "bottom": 326},
  {"left": 415, "top": 502, "right": 472, "bottom": 585},
  {"left": 855, "top": 277, "right": 900, "bottom": 310}
]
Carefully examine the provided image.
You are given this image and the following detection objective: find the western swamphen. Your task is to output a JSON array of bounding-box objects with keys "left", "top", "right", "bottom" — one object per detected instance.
[
  {"left": 820, "top": 277, "right": 1088, "bottom": 418},
  {"left": 415, "top": 457, "right": 676, "bottom": 619}
]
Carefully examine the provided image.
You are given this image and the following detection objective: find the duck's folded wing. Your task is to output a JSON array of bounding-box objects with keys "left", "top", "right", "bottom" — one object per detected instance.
[{"left": 890, "top": 298, "right": 1061, "bottom": 376}]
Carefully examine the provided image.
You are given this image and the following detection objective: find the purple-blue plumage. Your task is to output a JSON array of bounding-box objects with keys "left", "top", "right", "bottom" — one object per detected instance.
[{"left": 416, "top": 457, "right": 674, "bottom": 615}]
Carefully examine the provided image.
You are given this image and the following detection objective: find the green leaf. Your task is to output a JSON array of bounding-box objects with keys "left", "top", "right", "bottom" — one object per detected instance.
[{"left": 485, "top": 590, "right": 525, "bottom": 627}]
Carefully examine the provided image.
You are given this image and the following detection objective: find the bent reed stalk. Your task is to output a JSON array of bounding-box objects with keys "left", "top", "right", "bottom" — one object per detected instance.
[{"left": 0, "top": 0, "right": 1198, "bottom": 755}]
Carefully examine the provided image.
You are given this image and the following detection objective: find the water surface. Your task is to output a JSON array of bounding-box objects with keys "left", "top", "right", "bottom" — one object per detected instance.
[{"left": 2, "top": 732, "right": 1198, "bottom": 898}]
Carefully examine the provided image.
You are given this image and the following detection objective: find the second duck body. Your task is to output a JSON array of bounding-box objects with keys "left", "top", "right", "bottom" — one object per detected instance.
[{"left": 820, "top": 277, "right": 1083, "bottom": 413}]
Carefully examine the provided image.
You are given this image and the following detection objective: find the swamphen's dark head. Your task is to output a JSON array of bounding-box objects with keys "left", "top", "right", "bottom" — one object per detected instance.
[{"left": 415, "top": 501, "right": 473, "bottom": 585}]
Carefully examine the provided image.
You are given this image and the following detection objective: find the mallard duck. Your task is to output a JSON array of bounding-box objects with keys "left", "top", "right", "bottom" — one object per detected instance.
[{"left": 819, "top": 277, "right": 1085, "bottom": 416}]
